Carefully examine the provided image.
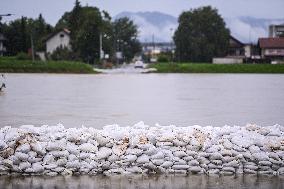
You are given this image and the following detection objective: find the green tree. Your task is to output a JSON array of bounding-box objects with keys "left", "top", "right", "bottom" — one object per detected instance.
[
  {"left": 55, "top": 1, "right": 114, "bottom": 63},
  {"left": 113, "top": 17, "right": 141, "bottom": 62},
  {"left": 54, "top": 1, "right": 141, "bottom": 63},
  {"left": 31, "top": 14, "right": 54, "bottom": 51},
  {"left": 3, "top": 17, "right": 30, "bottom": 55},
  {"left": 2, "top": 15, "right": 53, "bottom": 55},
  {"left": 68, "top": 0, "right": 82, "bottom": 50},
  {"left": 174, "top": 6, "right": 230, "bottom": 62},
  {"left": 75, "top": 7, "right": 102, "bottom": 63},
  {"left": 55, "top": 12, "right": 71, "bottom": 30}
]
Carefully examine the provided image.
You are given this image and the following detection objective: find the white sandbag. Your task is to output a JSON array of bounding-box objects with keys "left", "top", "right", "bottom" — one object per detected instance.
[
  {"left": 188, "top": 166, "right": 203, "bottom": 173},
  {"left": 151, "top": 159, "right": 164, "bottom": 166},
  {"left": 30, "top": 142, "right": 46, "bottom": 155},
  {"left": 14, "top": 152, "right": 29, "bottom": 161},
  {"left": 172, "top": 164, "right": 189, "bottom": 170},
  {"left": 161, "top": 161, "right": 173, "bottom": 168},
  {"left": 151, "top": 151, "right": 164, "bottom": 159},
  {"left": 28, "top": 157, "right": 42, "bottom": 163},
  {"left": 136, "top": 154, "right": 150, "bottom": 164},
  {"left": 123, "top": 154, "right": 137, "bottom": 162},
  {"left": 0, "top": 141, "right": 8, "bottom": 150},
  {"left": 188, "top": 160, "right": 199, "bottom": 166},
  {"left": 57, "top": 158, "right": 68, "bottom": 166},
  {"left": 97, "top": 147, "right": 112, "bottom": 160},
  {"left": 173, "top": 151, "right": 187, "bottom": 158},
  {"left": 50, "top": 150, "right": 69, "bottom": 158},
  {"left": 19, "top": 162, "right": 31, "bottom": 171},
  {"left": 66, "top": 160, "right": 80, "bottom": 169},
  {"left": 32, "top": 162, "right": 44, "bottom": 173},
  {"left": 66, "top": 143, "right": 80, "bottom": 155},
  {"left": 43, "top": 154, "right": 55, "bottom": 164},
  {"left": 112, "top": 145, "right": 127, "bottom": 156},
  {"left": 79, "top": 143, "right": 98, "bottom": 153},
  {"left": 108, "top": 154, "right": 120, "bottom": 162},
  {"left": 126, "top": 166, "right": 143, "bottom": 173},
  {"left": 126, "top": 148, "right": 143, "bottom": 156}
]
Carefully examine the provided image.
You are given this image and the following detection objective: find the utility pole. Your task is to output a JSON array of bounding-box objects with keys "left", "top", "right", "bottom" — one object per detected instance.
[
  {"left": 99, "top": 33, "right": 103, "bottom": 60},
  {"left": 30, "top": 33, "right": 35, "bottom": 62},
  {"left": 152, "top": 34, "right": 155, "bottom": 62}
]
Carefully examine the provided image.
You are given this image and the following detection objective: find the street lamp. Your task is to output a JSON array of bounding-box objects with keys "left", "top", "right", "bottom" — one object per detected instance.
[
  {"left": 99, "top": 33, "right": 110, "bottom": 60},
  {"left": 0, "top": 14, "right": 14, "bottom": 20},
  {"left": 116, "top": 39, "right": 127, "bottom": 64}
]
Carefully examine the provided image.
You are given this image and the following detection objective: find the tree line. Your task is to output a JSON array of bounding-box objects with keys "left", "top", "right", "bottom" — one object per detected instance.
[
  {"left": 1, "top": 3, "right": 231, "bottom": 63},
  {"left": 0, "top": 14, "right": 53, "bottom": 56},
  {"left": 0, "top": 0, "right": 141, "bottom": 64}
]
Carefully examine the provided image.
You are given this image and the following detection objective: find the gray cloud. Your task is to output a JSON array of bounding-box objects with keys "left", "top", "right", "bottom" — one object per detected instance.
[
  {"left": 1, "top": 0, "right": 283, "bottom": 43},
  {"left": 1, "top": 0, "right": 284, "bottom": 25},
  {"left": 117, "top": 12, "right": 284, "bottom": 43}
]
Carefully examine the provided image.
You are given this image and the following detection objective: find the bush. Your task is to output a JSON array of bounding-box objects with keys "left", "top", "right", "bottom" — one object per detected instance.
[
  {"left": 0, "top": 57, "right": 97, "bottom": 73},
  {"left": 49, "top": 46, "right": 76, "bottom": 61},
  {"left": 16, "top": 52, "right": 31, "bottom": 60},
  {"left": 157, "top": 54, "right": 170, "bottom": 62}
]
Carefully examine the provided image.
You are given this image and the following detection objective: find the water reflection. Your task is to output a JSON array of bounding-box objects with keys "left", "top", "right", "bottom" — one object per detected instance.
[{"left": 0, "top": 175, "right": 283, "bottom": 189}]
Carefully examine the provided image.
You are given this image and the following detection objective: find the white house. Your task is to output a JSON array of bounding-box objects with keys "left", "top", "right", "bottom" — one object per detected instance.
[{"left": 46, "top": 29, "right": 71, "bottom": 54}]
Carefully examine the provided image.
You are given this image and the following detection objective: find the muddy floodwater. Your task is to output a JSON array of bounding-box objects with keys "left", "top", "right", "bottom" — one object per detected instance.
[
  {"left": 1, "top": 73, "right": 284, "bottom": 188},
  {"left": 0, "top": 175, "right": 283, "bottom": 189},
  {"left": 1, "top": 73, "right": 284, "bottom": 128}
]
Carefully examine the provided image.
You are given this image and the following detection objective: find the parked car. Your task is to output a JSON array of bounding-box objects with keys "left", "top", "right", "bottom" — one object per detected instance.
[{"left": 134, "top": 61, "right": 144, "bottom": 68}]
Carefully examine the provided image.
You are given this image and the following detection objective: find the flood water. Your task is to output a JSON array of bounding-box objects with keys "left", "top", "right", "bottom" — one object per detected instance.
[
  {"left": 1, "top": 73, "right": 284, "bottom": 189},
  {"left": 1, "top": 73, "right": 284, "bottom": 128},
  {"left": 0, "top": 175, "right": 283, "bottom": 189}
]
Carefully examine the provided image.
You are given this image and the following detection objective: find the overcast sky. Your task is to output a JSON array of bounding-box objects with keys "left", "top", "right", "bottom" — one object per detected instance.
[{"left": 1, "top": 0, "right": 284, "bottom": 25}]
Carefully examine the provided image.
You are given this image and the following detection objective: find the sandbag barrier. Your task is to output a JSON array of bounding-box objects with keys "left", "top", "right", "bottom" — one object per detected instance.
[{"left": 0, "top": 122, "right": 283, "bottom": 176}]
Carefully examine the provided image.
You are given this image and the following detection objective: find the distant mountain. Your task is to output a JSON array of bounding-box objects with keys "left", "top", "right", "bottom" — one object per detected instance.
[
  {"left": 115, "top": 11, "right": 284, "bottom": 43},
  {"left": 116, "top": 11, "right": 177, "bottom": 28},
  {"left": 115, "top": 11, "right": 178, "bottom": 42}
]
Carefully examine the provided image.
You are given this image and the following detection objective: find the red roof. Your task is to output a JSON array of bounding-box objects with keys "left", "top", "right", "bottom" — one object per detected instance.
[{"left": 258, "top": 38, "right": 284, "bottom": 48}]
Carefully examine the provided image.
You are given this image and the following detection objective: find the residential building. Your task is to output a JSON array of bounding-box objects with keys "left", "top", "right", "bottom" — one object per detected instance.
[
  {"left": 269, "top": 24, "right": 284, "bottom": 38},
  {"left": 213, "top": 35, "right": 259, "bottom": 64},
  {"left": 46, "top": 29, "right": 71, "bottom": 54},
  {"left": 258, "top": 38, "right": 284, "bottom": 61},
  {"left": 0, "top": 33, "right": 6, "bottom": 56},
  {"left": 228, "top": 35, "right": 244, "bottom": 57}
]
